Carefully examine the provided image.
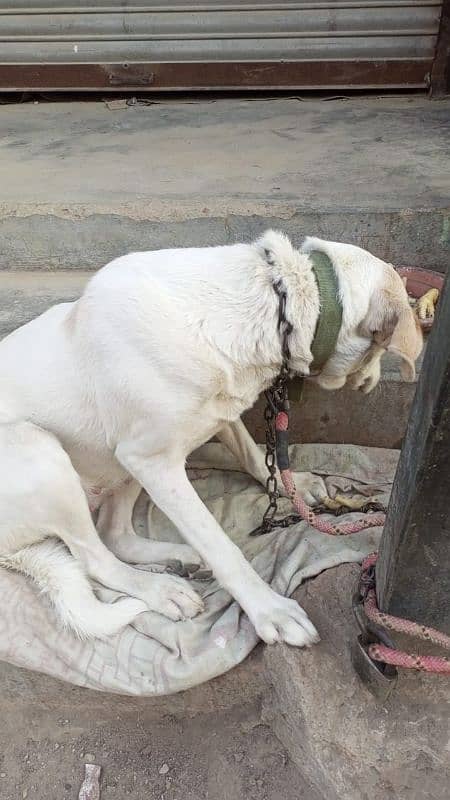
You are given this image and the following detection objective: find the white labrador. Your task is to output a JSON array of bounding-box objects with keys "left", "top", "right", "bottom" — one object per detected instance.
[{"left": 0, "top": 232, "right": 422, "bottom": 645}]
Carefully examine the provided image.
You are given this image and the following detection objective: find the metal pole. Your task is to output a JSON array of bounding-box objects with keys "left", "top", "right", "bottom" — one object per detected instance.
[{"left": 376, "top": 270, "right": 450, "bottom": 634}]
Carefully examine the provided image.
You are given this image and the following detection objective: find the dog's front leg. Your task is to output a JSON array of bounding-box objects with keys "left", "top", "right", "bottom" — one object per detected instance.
[
  {"left": 116, "top": 440, "right": 319, "bottom": 647},
  {"left": 217, "top": 420, "right": 328, "bottom": 506},
  {"left": 347, "top": 344, "right": 384, "bottom": 394}
]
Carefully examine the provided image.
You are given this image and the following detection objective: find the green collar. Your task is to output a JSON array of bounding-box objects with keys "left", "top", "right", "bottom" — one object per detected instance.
[{"left": 309, "top": 250, "right": 343, "bottom": 373}]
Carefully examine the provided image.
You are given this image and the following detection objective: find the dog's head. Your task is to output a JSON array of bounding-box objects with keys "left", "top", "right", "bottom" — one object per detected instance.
[{"left": 303, "top": 239, "right": 423, "bottom": 393}]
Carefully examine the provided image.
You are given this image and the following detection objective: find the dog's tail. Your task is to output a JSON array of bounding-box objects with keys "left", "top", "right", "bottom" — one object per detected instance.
[{"left": 0, "top": 538, "right": 145, "bottom": 639}]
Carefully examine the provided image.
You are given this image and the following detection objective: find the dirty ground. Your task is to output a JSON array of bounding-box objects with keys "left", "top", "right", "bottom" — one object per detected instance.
[{"left": 0, "top": 701, "right": 319, "bottom": 800}]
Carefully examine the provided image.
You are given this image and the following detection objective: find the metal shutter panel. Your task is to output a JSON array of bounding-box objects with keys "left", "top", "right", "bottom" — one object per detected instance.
[{"left": 0, "top": 2, "right": 443, "bottom": 90}]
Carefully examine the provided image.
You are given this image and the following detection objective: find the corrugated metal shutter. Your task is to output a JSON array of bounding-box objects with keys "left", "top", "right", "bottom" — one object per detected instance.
[{"left": 0, "top": 1, "right": 443, "bottom": 91}]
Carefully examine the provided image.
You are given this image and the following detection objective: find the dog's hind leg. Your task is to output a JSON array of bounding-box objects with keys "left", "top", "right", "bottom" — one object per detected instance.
[
  {"left": 96, "top": 479, "right": 201, "bottom": 568},
  {"left": 216, "top": 419, "right": 269, "bottom": 486},
  {"left": 0, "top": 421, "right": 203, "bottom": 637},
  {"left": 0, "top": 538, "right": 147, "bottom": 639},
  {"left": 55, "top": 488, "right": 204, "bottom": 625},
  {"left": 0, "top": 421, "right": 146, "bottom": 638}
]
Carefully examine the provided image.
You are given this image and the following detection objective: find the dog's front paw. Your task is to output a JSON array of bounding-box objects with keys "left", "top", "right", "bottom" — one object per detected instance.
[
  {"left": 348, "top": 358, "right": 381, "bottom": 394},
  {"left": 252, "top": 592, "right": 319, "bottom": 647},
  {"left": 285, "top": 472, "right": 328, "bottom": 506}
]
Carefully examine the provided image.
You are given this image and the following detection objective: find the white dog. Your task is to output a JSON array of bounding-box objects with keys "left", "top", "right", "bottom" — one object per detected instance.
[{"left": 0, "top": 232, "right": 422, "bottom": 646}]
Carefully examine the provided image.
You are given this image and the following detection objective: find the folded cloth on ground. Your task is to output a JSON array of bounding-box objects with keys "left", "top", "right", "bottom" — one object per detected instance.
[{"left": 0, "top": 443, "right": 398, "bottom": 695}]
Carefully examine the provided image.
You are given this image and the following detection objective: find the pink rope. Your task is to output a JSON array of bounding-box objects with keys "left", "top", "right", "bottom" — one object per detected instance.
[
  {"left": 361, "top": 555, "right": 450, "bottom": 675},
  {"left": 274, "top": 409, "right": 450, "bottom": 675},
  {"left": 368, "top": 644, "right": 450, "bottom": 675},
  {"left": 276, "top": 411, "right": 385, "bottom": 536}
]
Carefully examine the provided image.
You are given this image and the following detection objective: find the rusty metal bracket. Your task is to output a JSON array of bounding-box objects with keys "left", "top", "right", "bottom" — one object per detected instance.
[
  {"left": 351, "top": 582, "right": 398, "bottom": 701},
  {"left": 108, "top": 64, "right": 155, "bottom": 86}
]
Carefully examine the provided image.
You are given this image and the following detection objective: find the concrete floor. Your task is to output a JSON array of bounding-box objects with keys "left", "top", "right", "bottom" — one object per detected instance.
[
  {"left": 1, "top": 96, "right": 448, "bottom": 211},
  {"left": 0, "top": 689, "right": 318, "bottom": 800},
  {"left": 0, "top": 96, "right": 449, "bottom": 270}
]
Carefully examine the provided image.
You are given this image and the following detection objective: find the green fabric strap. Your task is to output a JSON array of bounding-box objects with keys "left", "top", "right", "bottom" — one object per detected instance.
[{"left": 309, "top": 250, "right": 343, "bottom": 372}]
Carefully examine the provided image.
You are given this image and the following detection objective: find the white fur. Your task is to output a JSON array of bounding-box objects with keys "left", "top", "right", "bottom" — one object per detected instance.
[{"left": 0, "top": 232, "right": 421, "bottom": 644}]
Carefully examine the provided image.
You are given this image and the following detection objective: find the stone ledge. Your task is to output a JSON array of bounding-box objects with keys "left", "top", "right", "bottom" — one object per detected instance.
[{"left": 262, "top": 565, "right": 449, "bottom": 800}]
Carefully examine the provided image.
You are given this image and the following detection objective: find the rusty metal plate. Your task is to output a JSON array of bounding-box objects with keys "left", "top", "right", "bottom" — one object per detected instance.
[{"left": 0, "top": 60, "right": 432, "bottom": 92}]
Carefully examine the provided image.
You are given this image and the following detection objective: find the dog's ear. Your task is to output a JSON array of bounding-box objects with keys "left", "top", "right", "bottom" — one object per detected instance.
[{"left": 374, "top": 306, "right": 422, "bottom": 381}]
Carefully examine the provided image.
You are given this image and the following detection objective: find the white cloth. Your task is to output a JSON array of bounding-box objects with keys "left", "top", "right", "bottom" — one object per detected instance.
[{"left": 0, "top": 443, "right": 398, "bottom": 695}]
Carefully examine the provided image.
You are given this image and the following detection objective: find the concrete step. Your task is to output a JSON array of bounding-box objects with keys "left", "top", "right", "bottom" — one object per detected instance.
[
  {"left": 0, "top": 270, "right": 91, "bottom": 337},
  {"left": 262, "top": 565, "right": 449, "bottom": 800},
  {"left": 0, "top": 97, "right": 449, "bottom": 272},
  {"left": 0, "top": 269, "right": 423, "bottom": 449}
]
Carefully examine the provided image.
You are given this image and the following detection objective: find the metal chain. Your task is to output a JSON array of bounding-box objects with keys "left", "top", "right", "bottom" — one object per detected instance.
[
  {"left": 262, "top": 393, "right": 278, "bottom": 526},
  {"left": 250, "top": 376, "right": 301, "bottom": 536},
  {"left": 250, "top": 280, "right": 301, "bottom": 536}
]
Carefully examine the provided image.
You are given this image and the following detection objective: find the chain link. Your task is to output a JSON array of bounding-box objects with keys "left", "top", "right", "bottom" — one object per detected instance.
[
  {"left": 249, "top": 278, "right": 301, "bottom": 536},
  {"left": 262, "top": 394, "right": 279, "bottom": 525},
  {"left": 250, "top": 374, "right": 302, "bottom": 536}
]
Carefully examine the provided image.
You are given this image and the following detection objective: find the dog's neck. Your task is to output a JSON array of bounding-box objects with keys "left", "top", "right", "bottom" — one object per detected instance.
[
  {"left": 251, "top": 245, "right": 319, "bottom": 377},
  {"left": 261, "top": 244, "right": 344, "bottom": 380},
  {"left": 196, "top": 239, "right": 340, "bottom": 384},
  {"left": 271, "top": 250, "right": 343, "bottom": 377}
]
